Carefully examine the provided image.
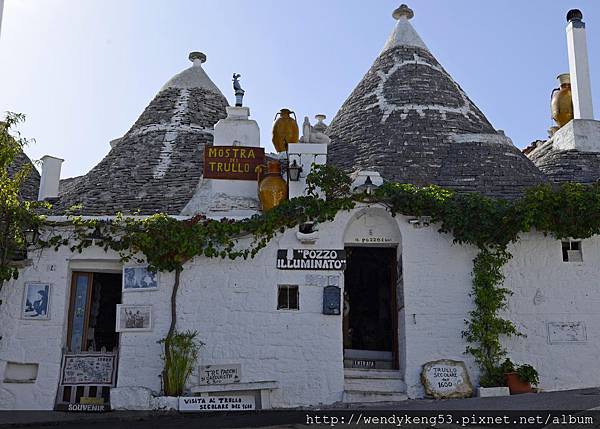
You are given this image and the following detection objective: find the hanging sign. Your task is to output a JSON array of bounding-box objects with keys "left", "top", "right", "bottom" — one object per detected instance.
[
  {"left": 277, "top": 249, "right": 346, "bottom": 270},
  {"left": 203, "top": 146, "right": 265, "bottom": 180}
]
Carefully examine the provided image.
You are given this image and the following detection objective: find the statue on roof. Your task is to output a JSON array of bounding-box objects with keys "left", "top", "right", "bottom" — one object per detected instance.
[
  {"left": 299, "top": 114, "right": 331, "bottom": 144},
  {"left": 233, "top": 73, "right": 245, "bottom": 107}
]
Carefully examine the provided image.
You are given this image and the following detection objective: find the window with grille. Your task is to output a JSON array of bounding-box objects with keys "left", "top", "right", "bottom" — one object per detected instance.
[
  {"left": 562, "top": 240, "right": 583, "bottom": 262},
  {"left": 277, "top": 285, "right": 299, "bottom": 310}
]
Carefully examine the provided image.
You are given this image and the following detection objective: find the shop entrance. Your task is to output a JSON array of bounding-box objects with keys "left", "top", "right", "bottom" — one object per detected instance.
[
  {"left": 55, "top": 271, "right": 122, "bottom": 411},
  {"left": 343, "top": 247, "right": 398, "bottom": 369}
]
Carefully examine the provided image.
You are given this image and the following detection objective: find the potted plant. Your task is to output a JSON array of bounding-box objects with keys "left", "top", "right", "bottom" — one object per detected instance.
[
  {"left": 502, "top": 359, "right": 539, "bottom": 394},
  {"left": 159, "top": 330, "right": 204, "bottom": 397}
]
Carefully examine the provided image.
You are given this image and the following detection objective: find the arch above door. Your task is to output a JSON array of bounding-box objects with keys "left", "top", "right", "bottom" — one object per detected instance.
[{"left": 343, "top": 206, "right": 402, "bottom": 247}]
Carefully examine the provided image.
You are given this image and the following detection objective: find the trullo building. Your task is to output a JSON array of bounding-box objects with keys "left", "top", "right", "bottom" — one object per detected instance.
[{"left": 1, "top": 4, "right": 600, "bottom": 410}]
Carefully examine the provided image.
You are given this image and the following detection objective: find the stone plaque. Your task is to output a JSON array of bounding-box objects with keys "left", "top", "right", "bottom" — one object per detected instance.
[
  {"left": 421, "top": 359, "right": 473, "bottom": 399},
  {"left": 547, "top": 321, "right": 587, "bottom": 343},
  {"left": 198, "top": 364, "right": 241, "bottom": 385},
  {"left": 179, "top": 395, "right": 255, "bottom": 412}
]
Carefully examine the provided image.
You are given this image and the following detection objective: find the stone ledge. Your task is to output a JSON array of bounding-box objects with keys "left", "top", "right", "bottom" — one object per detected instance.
[
  {"left": 551, "top": 119, "right": 600, "bottom": 153},
  {"left": 190, "top": 381, "right": 278, "bottom": 394},
  {"left": 478, "top": 386, "right": 510, "bottom": 397}
]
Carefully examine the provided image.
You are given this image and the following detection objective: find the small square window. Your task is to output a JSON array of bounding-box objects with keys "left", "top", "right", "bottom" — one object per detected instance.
[
  {"left": 277, "top": 285, "right": 299, "bottom": 310},
  {"left": 562, "top": 240, "right": 582, "bottom": 262}
]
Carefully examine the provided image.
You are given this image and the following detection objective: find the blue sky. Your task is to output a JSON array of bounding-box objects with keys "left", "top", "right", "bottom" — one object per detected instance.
[{"left": 1, "top": 0, "right": 599, "bottom": 179}]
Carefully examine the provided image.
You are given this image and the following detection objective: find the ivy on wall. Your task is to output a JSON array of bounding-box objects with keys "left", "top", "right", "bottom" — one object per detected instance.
[
  {"left": 0, "top": 114, "right": 54, "bottom": 290},
  {"left": 6, "top": 127, "right": 600, "bottom": 387}
]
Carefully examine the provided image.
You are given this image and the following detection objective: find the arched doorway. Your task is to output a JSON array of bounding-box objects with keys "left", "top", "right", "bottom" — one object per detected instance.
[{"left": 343, "top": 207, "right": 403, "bottom": 372}]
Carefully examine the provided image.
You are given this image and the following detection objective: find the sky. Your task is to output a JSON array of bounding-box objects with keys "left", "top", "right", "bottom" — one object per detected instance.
[{"left": 1, "top": 0, "right": 599, "bottom": 179}]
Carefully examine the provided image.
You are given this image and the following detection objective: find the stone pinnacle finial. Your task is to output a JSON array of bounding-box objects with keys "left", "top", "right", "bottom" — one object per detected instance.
[
  {"left": 393, "top": 4, "right": 414, "bottom": 20},
  {"left": 189, "top": 51, "right": 206, "bottom": 64}
]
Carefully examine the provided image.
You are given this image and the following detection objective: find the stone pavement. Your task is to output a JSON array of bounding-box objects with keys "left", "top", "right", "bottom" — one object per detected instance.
[{"left": 1, "top": 388, "right": 600, "bottom": 429}]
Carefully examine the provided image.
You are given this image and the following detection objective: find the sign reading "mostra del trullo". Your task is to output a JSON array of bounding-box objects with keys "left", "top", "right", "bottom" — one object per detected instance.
[
  {"left": 203, "top": 146, "right": 265, "bottom": 181},
  {"left": 276, "top": 249, "right": 346, "bottom": 270}
]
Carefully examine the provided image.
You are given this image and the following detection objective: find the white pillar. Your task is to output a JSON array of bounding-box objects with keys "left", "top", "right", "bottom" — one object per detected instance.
[
  {"left": 287, "top": 144, "right": 328, "bottom": 199},
  {"left": 38, "top": 155, "right": 64, "bottom": 201},
  {"left": 566, "top": 9, "right": 594, "bottom": 120}
]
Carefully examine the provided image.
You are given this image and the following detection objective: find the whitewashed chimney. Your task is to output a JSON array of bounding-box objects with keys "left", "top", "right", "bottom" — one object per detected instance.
[
  {"left": 38, "top": 155, "right": 64, "bottom": 201},
  {"left": 542, "top": 9, "right": 600, "bottom": 154},
  {"left": 566, "top": 9, "right": 594, "bottom": 120}
]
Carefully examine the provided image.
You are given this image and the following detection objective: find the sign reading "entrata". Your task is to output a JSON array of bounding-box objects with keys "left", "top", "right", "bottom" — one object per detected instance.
[
  {"left": 277, "top": 249, "right": 346, "bottom": 270},
  {"left": 203, "top": 146, "right": 265, "bottom": 181}
]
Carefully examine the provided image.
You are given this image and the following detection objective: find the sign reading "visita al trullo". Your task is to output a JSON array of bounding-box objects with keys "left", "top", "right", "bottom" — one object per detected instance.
[{"left": 277, "top": 249, "right": 346, "bottom": 270}]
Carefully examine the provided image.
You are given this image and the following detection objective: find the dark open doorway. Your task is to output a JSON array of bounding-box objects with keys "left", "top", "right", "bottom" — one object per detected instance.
[
  {"left": 67, "top": 272, "right": 122, "bottom": 352},
  {"left": 57, "top": 271, "right": 122, "bottom": 411},
  {"left": 343, "top": 247, "right": 398, "bottom": 369}
]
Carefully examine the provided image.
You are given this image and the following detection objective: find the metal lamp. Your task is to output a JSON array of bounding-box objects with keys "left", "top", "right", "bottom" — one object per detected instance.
[
  {"left": 287, "top": 159, "right": 303, "bottom": 182},
  {"left": 23, "top": 229, "right": 39, "bottom": 246},
  {"left": 354, "top": 176, "right": 376, "bottom": 195}
]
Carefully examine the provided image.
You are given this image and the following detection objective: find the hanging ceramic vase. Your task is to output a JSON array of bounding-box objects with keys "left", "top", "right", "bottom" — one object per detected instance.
[
  {"left": 551, "top": 73, "right": 573, "bottom": 128},
  {"left": 272, "top": 109, "right": 299, "bottom": 153},
  {"left": 258, "top": 161, "right": 288, "bottom": 211}
]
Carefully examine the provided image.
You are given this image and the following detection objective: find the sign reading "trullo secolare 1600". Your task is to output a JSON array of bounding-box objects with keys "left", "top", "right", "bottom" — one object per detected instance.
[{"left": 277, "top": 249, "right": 346, "bottom": 270}]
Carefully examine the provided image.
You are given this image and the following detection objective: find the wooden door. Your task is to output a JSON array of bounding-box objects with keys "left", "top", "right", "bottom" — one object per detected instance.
[{"left": 67, "top": 272, "right": 94, "bottom": 352}]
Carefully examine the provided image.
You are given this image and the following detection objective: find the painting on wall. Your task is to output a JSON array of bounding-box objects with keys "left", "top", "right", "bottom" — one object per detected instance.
[
  {"left": 115, "top": 304, "right": 152, "bottom": 332},
  {"left": 122, "top": 266, "right": 158, "bottom": 292},
  {"left": 22, "top": 283, "right": 51, "bottom": 320}
]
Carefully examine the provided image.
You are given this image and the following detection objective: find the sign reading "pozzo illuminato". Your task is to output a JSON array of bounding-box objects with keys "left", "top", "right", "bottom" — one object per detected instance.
[{"left": 276, "top": 249, "right": 346, "bottom": 270}]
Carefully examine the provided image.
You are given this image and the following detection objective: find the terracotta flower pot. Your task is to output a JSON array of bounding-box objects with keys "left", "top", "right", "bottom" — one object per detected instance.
[{"left": 505, "top": 372, "right": 533, "bottom": 394}]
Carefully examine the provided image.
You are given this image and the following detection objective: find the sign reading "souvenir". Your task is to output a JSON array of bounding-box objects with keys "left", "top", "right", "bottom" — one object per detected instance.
[
  {"left": 277, "top": 249, "right": 346, "bottom": 270},
  {"left": 203, "top": 146, "right": 265, "bottom": 181}
]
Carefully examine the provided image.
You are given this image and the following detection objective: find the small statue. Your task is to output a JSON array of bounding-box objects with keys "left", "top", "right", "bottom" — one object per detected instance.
[
  {"left": 233, "top": 73, "right": 245, "bottom": 107},
  {"left": 301, "top": 117, "right": 312, "bottom": 143},
  {"left": 299, "top": 114, "right": 331, "bottom": 144}
]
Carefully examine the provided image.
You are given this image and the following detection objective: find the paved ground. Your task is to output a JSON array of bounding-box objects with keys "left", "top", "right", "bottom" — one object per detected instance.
[{"left": 1, "top": 389, "right": 600, "bottom": 429}]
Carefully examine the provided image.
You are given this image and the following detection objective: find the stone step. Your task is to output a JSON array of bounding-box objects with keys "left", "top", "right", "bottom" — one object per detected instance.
[
  {"left": 344, "top": 377, "right": 406, "bottom": 393},
  {"left": 344, "top": 368, "right": 403, "bottom": 379},
  {"left": 343, "top": 389, "right": 408, "bottom": 403}
]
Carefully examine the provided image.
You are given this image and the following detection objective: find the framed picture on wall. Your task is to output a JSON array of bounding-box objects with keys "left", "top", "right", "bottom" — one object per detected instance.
[
  {"left": 122, "top": 266, "right": 158, "bottom": 292},
  {"left": 115, "top": 304, "right": 152, "bottom": 332},
  {"left": 22, "top": 283, "right": 51, "bottom": 320}
]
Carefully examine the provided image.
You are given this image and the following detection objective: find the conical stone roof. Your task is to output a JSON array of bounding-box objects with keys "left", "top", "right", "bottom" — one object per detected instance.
[
  {"left": 327, "top": 5, "right": 547, "bottom": 198},
  {"left": 8, "top": 150, "right": 41, "bottom": 201},
  {"left": 52, "top": 52, "right": 228, "bottom": 215},
  {"left": 526, "top": 140, "right": 600, "bottom": 184}
]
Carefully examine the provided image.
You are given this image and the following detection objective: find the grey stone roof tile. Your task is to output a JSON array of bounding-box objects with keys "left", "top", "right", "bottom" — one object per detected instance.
[
  {"left": 528, "top": 145, "right": 600, "bottom": 184},
  {"left": 8, "top": 150, "right": 40, "bottom": 201}
]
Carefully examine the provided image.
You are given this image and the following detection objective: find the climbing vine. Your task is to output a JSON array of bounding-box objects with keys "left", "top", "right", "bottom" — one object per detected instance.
[
  {"left": 7, "top": 125, "right": 600, "bottom": 387},
  {"left": 0, "top": 113, "right": 53, "bottom": 290}
]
